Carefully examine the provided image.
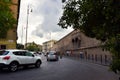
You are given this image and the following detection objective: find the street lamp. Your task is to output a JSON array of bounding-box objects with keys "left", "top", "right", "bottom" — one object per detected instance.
[
  {"left": 21, "top": 25, "right": 23, "bottom": 44},
  {"left": 25, "top": 5, "right": 32, "bottom": 48}
]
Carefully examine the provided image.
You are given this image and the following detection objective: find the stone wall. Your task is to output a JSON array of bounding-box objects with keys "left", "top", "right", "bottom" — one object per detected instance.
[{"left": 51, "top": 29, "right": 112, "bottom": 65}]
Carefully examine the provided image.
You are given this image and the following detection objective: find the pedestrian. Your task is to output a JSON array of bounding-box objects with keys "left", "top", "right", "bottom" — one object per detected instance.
[{"left": 60, "top": 53, "right": 62, "bottom": 59}]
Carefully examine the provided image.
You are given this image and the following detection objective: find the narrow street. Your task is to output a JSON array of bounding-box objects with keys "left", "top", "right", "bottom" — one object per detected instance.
[
  {"left": 0, "top": 55, "right": 119, "bottom": 80},
  {"left": 0, "top": 0, "right": 120, "bottom": 80}
]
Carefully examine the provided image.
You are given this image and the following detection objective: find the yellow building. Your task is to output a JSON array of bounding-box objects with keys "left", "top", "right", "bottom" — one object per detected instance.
[
  {"left": 42, "top": 40, "right": 57, "bottom": 52},
  {"left": 0, "top": 0, "right": 20, "bottom": 49}
]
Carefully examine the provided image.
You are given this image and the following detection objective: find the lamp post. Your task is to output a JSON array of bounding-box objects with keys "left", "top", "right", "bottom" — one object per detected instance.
[
  {"left": 25, "top": 5, "right": 32, "bottom": 48},
  {"left": 21, "top": 25, "right": 23, "bottom": 44}
]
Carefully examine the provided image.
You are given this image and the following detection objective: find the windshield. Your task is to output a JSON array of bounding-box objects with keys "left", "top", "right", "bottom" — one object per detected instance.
[
  {"left": 49, "top": 52, "right": 56, "bottom": 55},
  {"left": 0, "top": 51, "right": 9, "bottom": 56}
]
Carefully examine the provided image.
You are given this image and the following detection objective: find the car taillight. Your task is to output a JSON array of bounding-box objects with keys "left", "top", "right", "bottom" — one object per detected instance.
[{"left": 3, "top": 56, "right": 10, "bottom": 60}]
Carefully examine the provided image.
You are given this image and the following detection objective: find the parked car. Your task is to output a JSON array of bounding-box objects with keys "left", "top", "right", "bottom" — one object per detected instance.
[
  {"left": 44, "top": 52, "right": 48, "bottom": 56},
  {"left": 46, "top": 51, "right": 59, "bottom": 61},
  {"left": 0, "top": 49, "right": 42, "bottom": 72}
]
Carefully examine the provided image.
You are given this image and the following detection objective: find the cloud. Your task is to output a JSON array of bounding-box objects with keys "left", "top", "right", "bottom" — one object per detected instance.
[
  {"left": 32, "top": 0, "right": 63, "bottom": 36},
  {"left": 17, "top": 0, "right": 73, "bottom": 45}
]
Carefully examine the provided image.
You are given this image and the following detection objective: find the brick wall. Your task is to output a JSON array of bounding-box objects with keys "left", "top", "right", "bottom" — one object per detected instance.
[{"left": 51, "top": 29, "right": 112, "bottom": 65}]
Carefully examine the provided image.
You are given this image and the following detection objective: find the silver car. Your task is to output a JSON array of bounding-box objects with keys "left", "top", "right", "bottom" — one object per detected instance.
[{"left": 46, "top": 51, "right": 59, "bottom": 61}]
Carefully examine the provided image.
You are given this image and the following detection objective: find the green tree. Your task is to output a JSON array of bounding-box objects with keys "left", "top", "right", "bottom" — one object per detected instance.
[
  {"left": 0, "top": 0, "right": 16, "bottom": 38},
  {"left": 58, "top": 0, "right": 120, "bottom": 73},
  {"left": 26, "top": 45, "right": 40, "bottom": 52},
  {"left": 16, "top": 43, "right": 24, "bottom": 49}
]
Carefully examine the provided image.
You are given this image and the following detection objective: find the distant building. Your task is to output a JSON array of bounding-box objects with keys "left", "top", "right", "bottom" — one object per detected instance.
[
  {"left": 51, "top": 29, "right": 112, "bottom": 65},
  {"left": 38, "top": 44, "right": 42, "bottom": 52},
  {"left": 0, "top": 0, "right": 21, "bottom": 49},
  {"left": 42, "top": 40, "right": 57, "bottom": 52}
]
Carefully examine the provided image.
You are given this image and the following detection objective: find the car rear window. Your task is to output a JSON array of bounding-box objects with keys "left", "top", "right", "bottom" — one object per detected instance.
[
  {"left": 0, "top": 51, "right": 9, "bottom": 56},
  {"left": 49, "top": 52, "right": 55, "bottom": 55}
]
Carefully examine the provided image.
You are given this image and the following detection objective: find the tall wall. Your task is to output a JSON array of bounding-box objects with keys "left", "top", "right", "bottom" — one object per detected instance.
[{"left": 51, "top": 29, "right": 112, "bottom": 65}]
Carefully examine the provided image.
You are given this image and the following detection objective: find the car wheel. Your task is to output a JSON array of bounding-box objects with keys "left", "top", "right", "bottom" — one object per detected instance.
[
  {"left": 47, "top": 59, "right": 49, "bottom": 61},
  {"left": 9, "top": 62, "right": 18, "bottom": 72},
  {"left": 56, "top": 58, "right": 59, "bottom": 61},
  {"left": 35, "top": 60, "right": 41, "bottom": 68},
  {"left": 0, "top": 68, "right": 3, "bottom": 71}
]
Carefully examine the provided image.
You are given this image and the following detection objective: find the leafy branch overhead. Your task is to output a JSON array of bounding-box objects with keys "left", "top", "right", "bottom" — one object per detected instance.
[
  {"left": 59, "top": 0, "right": 120, "bottom": 73},
  {"left": 59, "top": 0, "right": 120, "bottom": 41},
  {"left": 0, "top": 0, "right": 16, "bottom": 38}
]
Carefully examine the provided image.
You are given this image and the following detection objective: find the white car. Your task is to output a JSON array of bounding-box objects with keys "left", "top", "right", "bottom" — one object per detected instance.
[
  {"left": 0, "top": 49, "right": 42, "bottom": 72},
  {"left": 46, "top": 51, "right": 59, "bottom": 61}
]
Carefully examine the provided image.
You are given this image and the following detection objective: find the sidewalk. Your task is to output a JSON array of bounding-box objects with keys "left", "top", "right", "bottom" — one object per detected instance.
[
  {"left": 64, "top": 55, "right": 110, "bottom": 66},
  {"left": 64, "top": 55, "right": 120, "bottom": 80}
]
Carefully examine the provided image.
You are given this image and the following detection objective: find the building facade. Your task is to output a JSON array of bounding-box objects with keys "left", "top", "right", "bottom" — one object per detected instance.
[
  {"left": 0, "top": 0, "right": 20, "bottom": 49},
  {"left": 42, "top": 40, "right": 57, "bottom": 52},
  {"left": 51, "top": 29, "right": 112, "bottom": 65}
]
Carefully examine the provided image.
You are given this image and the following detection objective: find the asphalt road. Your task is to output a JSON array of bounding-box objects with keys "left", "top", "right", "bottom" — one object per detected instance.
[{"left": 0, "top": 55, "right": 119, "bottom": 80}]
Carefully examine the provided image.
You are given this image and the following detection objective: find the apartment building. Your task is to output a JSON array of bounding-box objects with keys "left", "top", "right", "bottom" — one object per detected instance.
[
  {"left": 42, "top": 40, "right": 57, "bottom": 52},
  {"left": 0, "top": 0, "right": 20, "bottom": 49}
]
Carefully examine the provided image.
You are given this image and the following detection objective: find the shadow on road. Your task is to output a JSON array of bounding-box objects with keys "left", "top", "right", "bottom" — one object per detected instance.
[{"left": 0, "top": 65, "right": 41, "bottom": 74}]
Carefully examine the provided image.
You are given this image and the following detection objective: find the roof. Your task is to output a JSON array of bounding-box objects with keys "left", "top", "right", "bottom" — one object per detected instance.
[
  {"left": 0, "top": 49, "right": 27, "bottom": 52},
  {"left": 55, "top": 29, "right": 75, "bottom": 44}
]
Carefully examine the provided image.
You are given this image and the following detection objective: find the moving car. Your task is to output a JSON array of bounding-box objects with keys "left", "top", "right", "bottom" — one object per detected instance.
[
  {"left": 0, "top": 49, "right": 42, "bottom": 72},
  {"left": 46, "top": 51, "right": 59, "bottom": 61}
]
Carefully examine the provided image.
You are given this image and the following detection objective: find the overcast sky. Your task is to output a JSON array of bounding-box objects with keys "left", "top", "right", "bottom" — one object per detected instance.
[{"left": 17, "top": 0, "right": 73, "bottom": 45}]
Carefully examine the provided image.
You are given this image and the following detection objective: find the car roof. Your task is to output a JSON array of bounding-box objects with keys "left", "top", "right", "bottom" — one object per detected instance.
[
  {"left": 49, "top": 51, "right": 56, "bottom": 53},
  {"left": 0, "top": 49, "right": 27, "bottom": 52}
]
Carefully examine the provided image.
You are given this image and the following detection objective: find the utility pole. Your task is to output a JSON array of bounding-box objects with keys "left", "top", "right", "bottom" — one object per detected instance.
[
  {"left": 25, "top": 5, "right": 29, "bottom": 48},
  {"left": 21, "top": 25, "right": 23, "bottom": 44},
  {"left": 25, "top": 5, "right": 32, "bottom": 48},
  {"left": 50, "top": 32, "right": 52, "bottom": 48}
]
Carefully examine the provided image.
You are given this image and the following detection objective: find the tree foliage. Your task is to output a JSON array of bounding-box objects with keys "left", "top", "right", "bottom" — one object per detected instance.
[
  {"left": 26, "top": 42, "right": 40, "bottom": 52},
  {"left": 0, "top": 0, "right": 16, "bottom": 38},
  {"left": 58, "top": 0, "right": 120, "bottom": 73},
  {"left": 26, "top": 45, "right": 40, "bottom": 52},
  {"left": 16, "top": 43, "right": 24, "bottom": 49}
]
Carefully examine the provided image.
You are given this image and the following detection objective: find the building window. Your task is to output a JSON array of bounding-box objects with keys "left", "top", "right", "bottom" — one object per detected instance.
[
  {"left": 72, "top": 37, "right": 81, "bottom": 49},
  {"left": 0, "top": 45, "right": 6, "bottom": 49},
  {"left": 78, "top": 40, "right": 81, "bottom": 48}
]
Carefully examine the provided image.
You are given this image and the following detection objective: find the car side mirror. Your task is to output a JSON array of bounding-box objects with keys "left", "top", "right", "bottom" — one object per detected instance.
[{"left": 32, "top": 54, "right": 35, "bottom": 57}]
